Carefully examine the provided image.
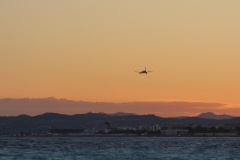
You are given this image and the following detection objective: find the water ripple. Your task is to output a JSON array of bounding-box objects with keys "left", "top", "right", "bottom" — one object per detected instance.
[{"left": 0, "top": 137, "right": 240, "bottom": 159}]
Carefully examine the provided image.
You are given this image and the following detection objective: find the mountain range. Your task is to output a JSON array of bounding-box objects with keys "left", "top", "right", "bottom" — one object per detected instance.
[
  {"left": 196, "top": 112, "right": 234, "bottom": 120},
  {"left": 98, "top": 112, "right": 137, "bottom": 116},
  {"left": 104, "top": 112, "right": 234, "bottom": 119},
  {"left": 0, "top": 112, "right": 239, "bottom": 135}
]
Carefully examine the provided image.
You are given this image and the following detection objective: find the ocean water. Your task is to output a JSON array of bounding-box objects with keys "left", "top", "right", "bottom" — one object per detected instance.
[{"left": 0, "top": 137, "right": 240, "bottom": 160}]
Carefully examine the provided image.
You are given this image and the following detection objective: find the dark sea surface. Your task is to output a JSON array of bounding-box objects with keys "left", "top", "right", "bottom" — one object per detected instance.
[{"left": 0, "top": 137, "right": 240, "bottom": 160}]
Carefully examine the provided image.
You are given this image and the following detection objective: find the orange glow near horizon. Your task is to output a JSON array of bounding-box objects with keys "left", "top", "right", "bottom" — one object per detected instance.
[{"left": 0, "top": 1, "right": 240, "bottom": 116}]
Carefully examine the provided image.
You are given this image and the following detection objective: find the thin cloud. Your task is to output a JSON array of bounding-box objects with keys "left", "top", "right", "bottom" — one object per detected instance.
[{"left": 0, "top": 98, "right": 237, "bottom": 117}]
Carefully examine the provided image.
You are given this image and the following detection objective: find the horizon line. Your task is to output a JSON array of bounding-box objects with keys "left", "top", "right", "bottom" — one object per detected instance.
[{"left": 0, "top": 111, "right": 236, "bottom": 118}]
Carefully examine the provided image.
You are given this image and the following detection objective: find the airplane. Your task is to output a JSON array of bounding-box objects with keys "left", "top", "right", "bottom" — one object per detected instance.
[{"left": 135, "top": 67, "right": 153, "bottom": 74}]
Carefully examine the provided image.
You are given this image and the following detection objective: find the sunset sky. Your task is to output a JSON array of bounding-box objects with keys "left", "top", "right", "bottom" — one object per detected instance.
[{"left": 1, "top": 1, "right": 240, "bottom": 116}]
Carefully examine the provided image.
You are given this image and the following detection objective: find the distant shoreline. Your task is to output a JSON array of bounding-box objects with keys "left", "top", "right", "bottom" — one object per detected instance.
[{"left": 3, "top": 134, "right": 240, "bottom": 138}]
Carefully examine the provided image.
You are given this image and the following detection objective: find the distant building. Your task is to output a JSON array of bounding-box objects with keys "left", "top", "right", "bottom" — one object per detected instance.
[
  {"left": 118, "top": 127, "right": 135, "bottom": 130},
  {"left": 138, "top": 126, "right": 144, "bottom": 130},
  {"left": 156, "top": 125, "right": 161, "bottom": 131},
  {"left": 138, "top": 125, "right": 160, "bottom": 131},
  {"left": 147, "top": 126, "right": 153, "bottom": 131},
  {"left": 153, "top": 126, "right": 156, "bottom": 131},
  {"left": 161, "top": 130, "right": 189, "bottom": 136},
  {"left": 49, "top": 129, "right": 84, "bottom": 135}
]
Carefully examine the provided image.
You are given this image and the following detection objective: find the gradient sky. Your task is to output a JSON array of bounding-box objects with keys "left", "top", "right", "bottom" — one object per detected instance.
[{"left": 1, "top": 1, "right": 240, "bottom": 116}]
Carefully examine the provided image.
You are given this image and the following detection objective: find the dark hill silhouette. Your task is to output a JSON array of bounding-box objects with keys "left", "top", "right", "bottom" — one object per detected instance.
[
  {"left": 0, "top": 112, "right": 240, "bottom": 135},
  {"left": 197, "top": 112, "right": 234, "bottom": 119},
  {"left": 108, "top": 112, "right": 137, "bottom": 116}
]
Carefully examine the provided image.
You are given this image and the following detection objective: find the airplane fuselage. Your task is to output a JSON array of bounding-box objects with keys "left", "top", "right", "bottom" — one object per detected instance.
[
  {"left": 136, "top": 68, "right": 152, "bottom": 74},
  {"left": 139, "top": 71, "right": 148, "bottom": 74}
]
